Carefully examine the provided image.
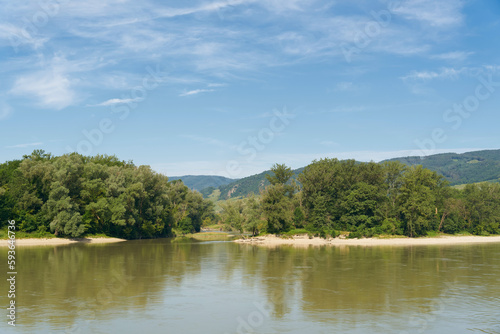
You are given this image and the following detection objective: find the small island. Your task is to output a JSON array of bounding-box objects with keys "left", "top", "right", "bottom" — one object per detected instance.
[{"left": 1, "top": 151, "right": 500, "bottom": 245}]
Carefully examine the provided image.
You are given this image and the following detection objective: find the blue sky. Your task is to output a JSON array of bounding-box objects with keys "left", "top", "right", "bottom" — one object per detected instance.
[{"left": 1, "top": 0, "right": 500, "bottom": 178}]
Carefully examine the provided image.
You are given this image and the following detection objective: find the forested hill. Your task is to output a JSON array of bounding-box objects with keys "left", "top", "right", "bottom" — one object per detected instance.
[
  {"left": 168, "top": 175, "right": 235, "bottom": 192},
  {"left": 215, "top": 168, "right": 304, "bottom": 200},
  {"left": 201, "top": 149, "right": 500, "bottom": 199},
  {"left": 382, "top": 149, "right": 500, "bottom": 186}
]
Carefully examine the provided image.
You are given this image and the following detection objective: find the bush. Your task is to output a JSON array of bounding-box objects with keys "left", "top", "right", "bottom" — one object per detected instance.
[
  {"left": 381, "top": 218, "right": 402, "bottom": 235},
  {"left": 325, "top": 229, "right": 339, "bottom": 238},
  {"left": 347, "top": 231, "right": 362, "bottom": 239},
  {"left": 283, "top": 228, "right": 308, "bottom": 236},
  {"left": 426, "top": 230, "right": 440, "bottom": 237},
  {"left": 177, "top": 217, "right": 194, "bottom": 234}
]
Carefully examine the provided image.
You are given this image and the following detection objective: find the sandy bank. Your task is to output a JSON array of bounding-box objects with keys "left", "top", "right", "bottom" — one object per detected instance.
[
  {"left": 235, "top": 235, "right": 500, "bottom": 247},
  {"left": 0, "top": 237, "right": 127, "bottom": 247}
]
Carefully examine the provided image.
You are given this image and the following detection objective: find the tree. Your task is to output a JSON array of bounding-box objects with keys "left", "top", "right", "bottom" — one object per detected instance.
[
  {"left": 261, "top": 184, "right": 292, "bottom": 233},
  {"left": 397, "top": 166, "right": 443, "bottom": 237},
  {"left": 243, "top": 194, "right": 264, "bottom": 236},
  {"left": 0, "top": 151, "right": 214, "bottom": 239},
  {"left": 45, "top": 182, "right": 85, "bottom": 237},
  {"left": 266, "top": 163, "right": 294, "bottom": 186}
]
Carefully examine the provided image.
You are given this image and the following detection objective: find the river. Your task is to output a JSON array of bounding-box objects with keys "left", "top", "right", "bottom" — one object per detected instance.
[{"left": 1, "top": 238, "right": 500, "bottom": 333}]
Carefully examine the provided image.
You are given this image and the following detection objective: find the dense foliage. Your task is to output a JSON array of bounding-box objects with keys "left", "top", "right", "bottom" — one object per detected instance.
[
  {"left": 221, "top": 160, "right": 500, "bottom": 238},
  {"left": 0, "top": 151, "right": 215, "bottom": 239}
]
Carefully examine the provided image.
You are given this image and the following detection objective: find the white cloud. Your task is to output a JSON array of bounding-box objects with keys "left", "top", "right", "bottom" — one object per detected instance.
[
  {"left": 207, "top": 83, "right": 226, "bottom": 87},
  {"left": 89, "top": 98, "right": 142, "bottom": 107},
  {"left": 179, "top": 89, "right": 215, "bottom": 97},
  {"left": 154, "top": 0, "right": 257, "bottom": 19},
  {"left": 402, "top": 67, "right": 468, "bottom": 81},
  {"left": 10, "top": 72, "right": 76, "bottom": 110},
  {"left": 402, "top": 65, "right": 500, "bottom": 82},
  {"left": 8, "top": 55, "right": 108, "bottom": 110},
  {"left": 5, "top": 142, "right": 43, "bottom": 149},
  {"left": 392, "top": 0, "right": 464, "bottom": 27}
]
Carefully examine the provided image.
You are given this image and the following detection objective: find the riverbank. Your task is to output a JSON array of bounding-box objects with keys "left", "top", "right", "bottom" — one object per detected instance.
[
  {"left": 0, "top": 237, "right": 127, "bottom": 247},
  {"left": 235, "top": 234, "right": 500, "bottom": 247}
]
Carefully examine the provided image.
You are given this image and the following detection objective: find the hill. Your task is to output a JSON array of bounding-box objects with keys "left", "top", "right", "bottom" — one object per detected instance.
[
  {"left": 199, "top": 149, "right": 500, "bottom": 199},
  {"left": 383, "top": 149, "right": 500, "bottom": 185},
  {"left": 168, "top": 175, "right": 236, "bottom": 192},
  {"left": 216, "top": 167, "right": 304, "bottom": 200}
]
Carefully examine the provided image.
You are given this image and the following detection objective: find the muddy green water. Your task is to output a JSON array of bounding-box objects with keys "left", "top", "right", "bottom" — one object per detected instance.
[{"left": 1, "top": 239, "right": 500, "bottom": 333}]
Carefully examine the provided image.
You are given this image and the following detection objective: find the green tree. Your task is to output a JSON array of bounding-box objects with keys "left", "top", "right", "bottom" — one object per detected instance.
[
  {"left": 243, "top": 194, "right": 264, "bottom": 236},
  {"left": 266, "top": 163, "right": 294, "bottom": 186},
  {"left": 261, "top": 184, "right": 292, "bottom": 233},
  {"left": 397, "top": 166, "right": 443, "bottom": 237}
]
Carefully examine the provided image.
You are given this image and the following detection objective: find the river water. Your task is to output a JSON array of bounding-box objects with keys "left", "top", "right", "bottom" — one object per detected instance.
[{"left": 1, "top": 238, "right": 500, "bottom": 333}]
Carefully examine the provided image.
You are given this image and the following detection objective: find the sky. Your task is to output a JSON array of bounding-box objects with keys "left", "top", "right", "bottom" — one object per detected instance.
[{"left": 1, "top": 0, "right": 500, "bottom": 178}]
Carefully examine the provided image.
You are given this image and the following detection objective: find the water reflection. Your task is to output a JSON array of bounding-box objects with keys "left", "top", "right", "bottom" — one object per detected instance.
[{"left": 1, "top": 240, "right": 499, "bottom": 333}]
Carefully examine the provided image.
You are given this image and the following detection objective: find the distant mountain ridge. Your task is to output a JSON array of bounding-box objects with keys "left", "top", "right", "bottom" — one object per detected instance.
[
  {"left": 173, "top": 149, "right": 500, "bottom": 199},
  {"left": 382, "top": 149, "right": 500, "bottom": 185},
  {"left": 217, "top": 168, "right": 305, "bottom": 200},
  {"left": 168, "top": 175, "right": 236, "bottom": 191}
]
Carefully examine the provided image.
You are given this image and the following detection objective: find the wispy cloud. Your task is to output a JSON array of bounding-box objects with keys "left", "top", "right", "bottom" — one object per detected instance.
[
  {"left": 0, "top": 101, "right": 12, "bottom": 120},
  {"left": 207, "top": 83, "right": 226, "bottom": 87},
  {"left": 179, "top": 89, "right": 215, "bottom": 97},
  {"left": 402, "top": 67, "right": 468, "bottom": 81},
  {"left": 392, "top": 0, "right": 464, "bottom": 27},
  {"left": 402, "top": 65, "right": 500, "bottom": 82},
  {"left": 0, "top": 0, "right": 473, "bottom": 111},
  {"left": 6, "top": 142, "right": 43, "bottom": 149},
  {"left": 8, "top": 55, "right": 107, "bottom": 110},
  {"left": 0, "top": 23, "right": 48, "bottom": 50},
  {"left": 154, "top": 0, "right": 257, "bottom": 19},
  {"left": 431, "top": 51, "right": 474, "bottom": 61},
  {"left": 89, "top": 98, "right": 142, "bottom": 107}
]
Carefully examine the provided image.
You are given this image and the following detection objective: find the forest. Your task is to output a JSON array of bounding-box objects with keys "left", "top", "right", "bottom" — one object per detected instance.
[
  {"left": 219, "top": 160, "right": 500, "bottom": 238},
  {"left": 1, "top": 151, "right": 499, "bottom": 239},
  {"left": 0, "top": 150, "right": 214, "bottom": 239}
]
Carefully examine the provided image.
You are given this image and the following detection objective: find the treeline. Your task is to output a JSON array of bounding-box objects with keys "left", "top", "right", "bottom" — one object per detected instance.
[
  {"left": 0, "top": 151, "right": 215, "bottom": 239},
  {"left": 220, "top": 160, "right": 500, "bottom": 237}
]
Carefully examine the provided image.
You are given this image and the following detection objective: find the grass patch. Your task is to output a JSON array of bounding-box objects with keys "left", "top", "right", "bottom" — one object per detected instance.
[
  {"left": 280, "top": 229, "right": 308, "bottom": 237},
  {"left": 181, "top": 232, "right": 239, "bottom": 241},
  {"left": 0, "top": 229, "right": 56, "bottom": 240},
  {"left": 425, "top": 231, "right": 441, "bottom": 237},
  {"left": 375, "top": 234, "right": 408, "bottom": 239},
  {"left": 81, "top": 233, "right": 115, "bottom": 239},
  {"left": 454, "top": 230, "right": 473, "bottom": 236},
  {"left": 202, "top": 224, "right": 226, "bottom": 231}
]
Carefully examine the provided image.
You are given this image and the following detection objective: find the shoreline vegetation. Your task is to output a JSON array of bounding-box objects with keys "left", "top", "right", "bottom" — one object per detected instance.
[
  {"left": 2, "top": 152, "right": 500, "bottom": 242},
  {"left": 235, "top": 234, "right": 500, "bottom": 247}
]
